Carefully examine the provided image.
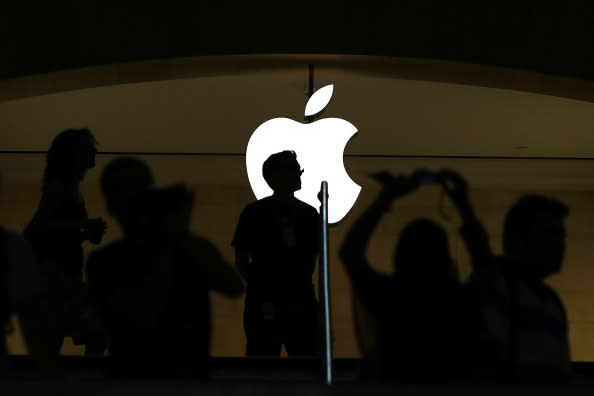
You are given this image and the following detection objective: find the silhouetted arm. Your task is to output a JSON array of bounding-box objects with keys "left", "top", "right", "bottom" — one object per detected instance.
[
  {"left": 28, "top": 179, "right": 106, "bottom": 242},
  {"left": 340, "top": 172, "right": 418, "bottom": 298},
  {"left": 439, "top": 170, "right": 494, "bottom": 270},
  {"left": 184, "top": 235, "right": 245, "bottom": 297},
  {"left": 234, "top": 248, "right": 249, "bottom": 281},
  {"left": 231, "top": 206, "right": 254, "bottom": 287},
  {"left": 339, "top": 193, "right": 392, "bottom": 284}
]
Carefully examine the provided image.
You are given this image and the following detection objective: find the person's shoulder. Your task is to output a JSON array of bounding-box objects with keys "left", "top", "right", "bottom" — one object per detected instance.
[
  {"left": 240, "top": 197, "right": 275, "bottom": 215},
  {"left": 294, "top": 198, "right": 319, "bottom": 216},
  {"left": 239, "top": 198, "right": 261, "bottom": 212},
  {"left": 249, "top": 196, "right": 275, "bottom": 209}
]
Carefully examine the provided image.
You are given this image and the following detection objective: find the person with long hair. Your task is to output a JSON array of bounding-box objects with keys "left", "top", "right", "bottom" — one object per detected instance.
[
  {"left": 340, "top": 169, "right": 493, "bottom": 382},
  {"left": 25, "top": 128, "right": 107, "bottom": 354}
]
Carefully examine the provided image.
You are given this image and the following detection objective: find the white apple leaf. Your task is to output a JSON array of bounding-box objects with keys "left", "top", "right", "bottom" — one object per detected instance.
[{"left": 304, "top": 84, "right": 334, "bottom": 117}]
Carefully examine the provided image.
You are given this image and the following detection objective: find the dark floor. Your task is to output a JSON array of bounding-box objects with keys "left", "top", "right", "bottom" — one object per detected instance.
[{"left": 3, "top": 357, "right": 594, "bottom": 394}]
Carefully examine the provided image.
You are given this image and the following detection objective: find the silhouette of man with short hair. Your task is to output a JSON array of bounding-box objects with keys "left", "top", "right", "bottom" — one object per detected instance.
[
  {"left": 233, "top": 151, "right": 319, "bottom": 356},
  {"left": 471, "top": 195, "right": 572, "bottom": 383},
  {"left": 87, "top": 157, "right": 244, "bottom": 379}
]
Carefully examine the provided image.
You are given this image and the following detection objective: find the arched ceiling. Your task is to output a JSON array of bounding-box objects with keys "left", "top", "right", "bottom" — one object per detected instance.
[
  {"left": 2, "top": 0, "right": 594, "bottom": 190},
  {"left": 2, "top": 1, "right": 594, "bottom": 80},
  {"left": 1, "top": 56, "right": 593, "bottom": 156},
  {"left": 1, "top": 56, "right": 594, "bottom": 191}
]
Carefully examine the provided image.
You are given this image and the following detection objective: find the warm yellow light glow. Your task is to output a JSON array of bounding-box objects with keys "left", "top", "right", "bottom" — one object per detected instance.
[{"left": 246, "top": 85, "right": 361, "bottom": 223}]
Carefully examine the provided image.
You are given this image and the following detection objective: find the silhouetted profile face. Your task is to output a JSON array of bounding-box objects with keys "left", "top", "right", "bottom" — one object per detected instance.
[
  {"left": 503, "top": 195, "right": 568, "bottom": 280},
  {"left": 76, "top": 134, "right": 97, "bottom": 170},
  {"left": 44, "top": 128, "right": 97, "bottom": 184},
  {"left": 262, "top": 151, "right": 303, "bottom": 195},
  {"left": 393, "top": 218, "right": 458, "bottom": 285}
]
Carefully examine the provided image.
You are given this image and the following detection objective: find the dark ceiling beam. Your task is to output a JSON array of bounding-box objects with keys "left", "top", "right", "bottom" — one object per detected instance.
[{"left": 2, "top": 1, "right": 594, "bottom": 81}]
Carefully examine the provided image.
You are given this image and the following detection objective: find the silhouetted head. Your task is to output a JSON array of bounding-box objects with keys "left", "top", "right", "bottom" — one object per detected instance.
[
  {"left": 503, "top": 195, "right": 568, "bottom": 280},
  {"left": 100, "top": 157, "right": 154, "bottom": 235},
  {"left": 43, "top": 128, "right": 97, "bottom": 188},
  {"left": 262, "top": 151, "right": 303, "bottom": 195},
  {"left": 393, "top": 218, "right": 458, "bottom": 285}
]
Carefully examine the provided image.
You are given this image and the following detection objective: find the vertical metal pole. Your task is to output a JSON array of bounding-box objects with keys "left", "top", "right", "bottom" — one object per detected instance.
[
  {"left": 307, "top": 66, "right": 333, "bottom": 384},
  {"left": 319, "top": 181, "right": 333, "bottom": 385}
]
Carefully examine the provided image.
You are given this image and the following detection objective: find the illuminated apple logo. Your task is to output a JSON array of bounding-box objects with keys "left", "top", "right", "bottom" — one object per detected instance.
[{"left": 245, "top": 84, "right": 361, "bottom": 223}]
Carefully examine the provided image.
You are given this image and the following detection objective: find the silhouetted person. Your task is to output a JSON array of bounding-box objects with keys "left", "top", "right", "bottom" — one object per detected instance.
[
  {"left": 470, "top": 195, "right": 572, "bottom": 383},
  {"left": 0, "top": 170, "right": 62, "bottom": 379},
  {"left": 24, "top": 128, "right": 107, "bottom": 355},
  {"left": 87, "top": 157, "right": 244, "bottom": 379},
  {"left": 340, "top": 169, "right": 492, "bottom": 382},
  {"left": 233, "top": 151, "right": 319, "bottom": 357}
]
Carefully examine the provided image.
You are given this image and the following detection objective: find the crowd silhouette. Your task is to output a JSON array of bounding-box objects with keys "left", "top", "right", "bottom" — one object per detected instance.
[
  {"left": 0, "top": 129, "right": 574, "bottom": 384},
  {"left": 341, "top": 169, "right": 490, "bottom": 382},
  {"left": 87, "top": 157, "right": 243, "bottom": 378}
]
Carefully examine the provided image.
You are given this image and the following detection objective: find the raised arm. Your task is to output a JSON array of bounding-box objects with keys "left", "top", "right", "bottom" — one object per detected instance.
[
  {"left": 184, "top": 235, "right": 245, "bottom": 297},
  {"left": 438, "top": 169, "right": 494, "bottom": 271},
  {"left": 339, "top": 172, "right": 418, "bottom": 288}
]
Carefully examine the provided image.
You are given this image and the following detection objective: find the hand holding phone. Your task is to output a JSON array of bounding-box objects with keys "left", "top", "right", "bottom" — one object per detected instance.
[
  {"left": 371, "top": 171, "right": 418, "bottom": 200},
  {"left": 437, "top": 169, "right": 469, "bottom": 208}
]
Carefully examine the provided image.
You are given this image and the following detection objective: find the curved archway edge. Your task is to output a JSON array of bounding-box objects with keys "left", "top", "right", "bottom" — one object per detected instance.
[{"left": 2, "top": 54, "right": 594, "bottom": 104}]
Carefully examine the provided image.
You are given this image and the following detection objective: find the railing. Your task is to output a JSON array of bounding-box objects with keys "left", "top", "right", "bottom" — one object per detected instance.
[{"left": 318, "top": 181, "right": 333, "bottom": 385}]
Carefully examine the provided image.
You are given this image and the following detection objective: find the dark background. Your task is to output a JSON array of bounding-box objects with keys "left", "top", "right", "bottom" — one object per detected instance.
[{"left": 2, "top": 1, "right": 593, "bottom": 80}]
